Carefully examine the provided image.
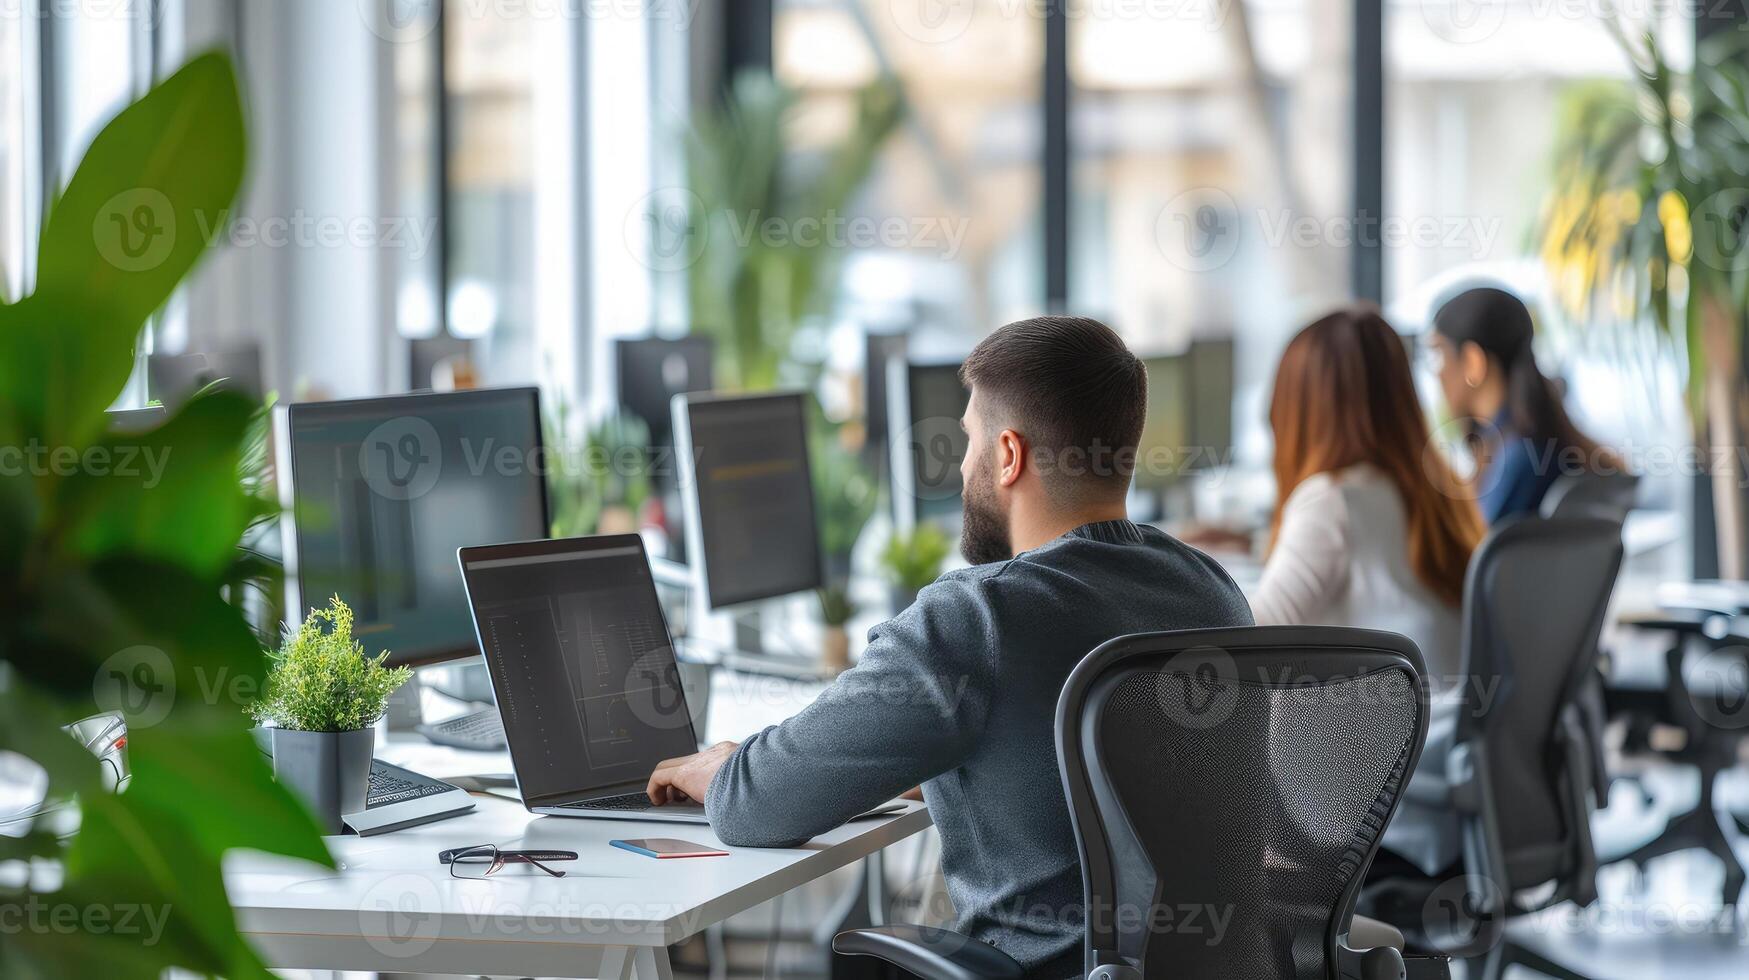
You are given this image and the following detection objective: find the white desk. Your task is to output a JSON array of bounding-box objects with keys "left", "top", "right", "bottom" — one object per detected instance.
[{"left": 226, "top": 790, "right": 931, "bottom": 978}]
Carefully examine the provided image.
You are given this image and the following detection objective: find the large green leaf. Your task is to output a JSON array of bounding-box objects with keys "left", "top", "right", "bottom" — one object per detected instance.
[
  {"left": 53, "top": 392, "right": 257, "bottom": 577},
  {"left": 113, "top": 726, "right": 334, "bottom": 869},
  {"left": 0, "top": 53, "right": 245, "bottom": 450},
  {"left": 57, "top": 796, "right": 270, "bottom": 979},
  {"left": 17, "top": 556, "right": 270, "bottom": 716}
]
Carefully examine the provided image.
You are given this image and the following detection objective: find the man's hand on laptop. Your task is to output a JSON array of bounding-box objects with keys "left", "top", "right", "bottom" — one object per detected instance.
[{"left": 647, "top": 741, "right": 739, "bottom": 806}]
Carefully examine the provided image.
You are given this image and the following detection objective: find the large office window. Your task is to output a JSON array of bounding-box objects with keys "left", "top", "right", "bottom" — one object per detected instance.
[
  {"left": 1069, "top": 0, "right": 1351, "bottom": 449},
  {"left": 774, "top": 0, "right": 1043, "bottom": 350},
  {"left": 393, "top": 2, "right": 443, "bottom": 343},
  {"left": 444, "top": 0, "right": 539, "bottom": 382},
  {"left": 1382, "top": 0, "right": 1692, "bottom": 320}
]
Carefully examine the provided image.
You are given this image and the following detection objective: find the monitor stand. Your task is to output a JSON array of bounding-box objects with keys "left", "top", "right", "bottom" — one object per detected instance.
[{"left": 734, "top": 609, "right": 766, "bottom": 656}]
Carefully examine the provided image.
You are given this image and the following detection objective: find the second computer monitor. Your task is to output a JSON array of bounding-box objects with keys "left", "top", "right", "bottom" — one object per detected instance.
[
  {"left": 616, "top": 336, "right": 714, "bottom": 451},
  {"left": 890, "top": 360, "right": 970, "bottom": 528},
  {"left": 1135, "top": 339, "right": 1236, "bottom": 489},
  {"left": 280, "top": 386, "right": 551, "bottom": 667},
  {"left": 674, "top": 391, "right": 823, "bottom": 610}
]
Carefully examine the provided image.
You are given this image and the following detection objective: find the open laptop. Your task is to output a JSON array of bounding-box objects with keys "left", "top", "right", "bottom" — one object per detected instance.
[{"left": 457, "top": 534, "right": 713, "bottom": 823}]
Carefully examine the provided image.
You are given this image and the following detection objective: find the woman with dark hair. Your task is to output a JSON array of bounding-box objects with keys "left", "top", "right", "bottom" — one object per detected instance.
[
  {"left": 1253, "top": 306, "right": 1486, "bottom": 687},
  {"left": 1429, "top": 286, "right": 1619, "bottom": 523}
]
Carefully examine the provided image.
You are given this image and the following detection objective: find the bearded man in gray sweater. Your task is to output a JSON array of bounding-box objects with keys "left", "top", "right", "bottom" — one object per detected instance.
[{"left": 647, "top": 315, "right": 1253, "bottom": 978}]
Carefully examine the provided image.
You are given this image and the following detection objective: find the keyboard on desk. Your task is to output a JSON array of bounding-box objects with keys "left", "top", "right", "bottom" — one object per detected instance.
[
  {"left": 557, "top": 792, "right": 661, "bottom": 812},
  {"left": 416, "top": 708, "right": 508, "bottom": 751},
  {"left": 367, "top": 763, "right": 461, "bottom": 808}
]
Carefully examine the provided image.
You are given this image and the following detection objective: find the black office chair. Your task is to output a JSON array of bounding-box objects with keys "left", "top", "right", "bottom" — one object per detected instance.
[
  {"left": 835, "top": 626, "right": 1449, "bottom": 980},
  {"left": 1363, "top": 516, "right": 1623, "bottom": 980},
  {"left": 1539, "top": 472, "right": 1638, "bottom": 523}
]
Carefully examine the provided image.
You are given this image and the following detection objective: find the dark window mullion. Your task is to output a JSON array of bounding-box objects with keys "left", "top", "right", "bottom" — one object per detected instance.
[
  {"left": 1352, "top": 0, "right": 1384, "bottom": 303},
  {"left": 1044, "top": 0, "right": 1068, "bottom": 310}
]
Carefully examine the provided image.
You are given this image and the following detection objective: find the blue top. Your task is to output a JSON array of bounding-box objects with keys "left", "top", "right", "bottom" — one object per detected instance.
[
  {"left": 1478, "top": 412, "right": 1560, "bottom": 525},
  {"left": 704, "top": 520, "right": 1254, "bottom": 971}
]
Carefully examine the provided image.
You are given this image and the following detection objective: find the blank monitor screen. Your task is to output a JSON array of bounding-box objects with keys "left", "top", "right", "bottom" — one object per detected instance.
[
  {"left": 1135, "top": 340, "right": 1235, "bottom": 488},
  {"left": 285, "top": 387, "right": 550, "bottom": 667},
  {"left": 1187, "top": 338, "right": 1235, "bottom": 468},
  {"left": 679, "top": 392, "right": 822, "bottom": 609},
  {"left": 1136, "top": 354, "right": 1193, "bottom": 490},
  {"left": 906, "top": 363, "right": 970, "bottom": 523},
  {"left": 616, "top": 337, "right": 714, "bottom": 450},
  {"left": 458, "top": 536, "right": 696, "bottom": 805}
]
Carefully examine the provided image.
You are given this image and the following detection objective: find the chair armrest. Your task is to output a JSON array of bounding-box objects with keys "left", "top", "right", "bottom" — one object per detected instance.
[
  {"left": 832, "top": 925, "right": 1026, "bottom": 980},
  {"left": 1348, "top": 914, "right": 1405, "bottom": 951}
]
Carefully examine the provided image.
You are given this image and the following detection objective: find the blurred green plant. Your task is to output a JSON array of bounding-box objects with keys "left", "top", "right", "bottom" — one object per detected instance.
[
  {"left": 811, "top": 413, "right": 877, "bottom": 577},
  {"left": 811, "top": 409, "right": 877, "bottom": 627},
  {"left": 880, "top": 523, "right": 951, "bottom": 595},
  {"left": 683, "top": 72, "right": 903, "bottom": 391},
  {"left": 544, "top": 396, "right": 653, "bottom": 538},
  {"left": 0, "top": 53, "right": 335, "bottom": 977},
  {"left": 1539, "top": 26, "right": 1749, "bottom": 573},
  {"left": 816, "top": 584, "right": 857, "bottom": 629},
  {"left": 249, "top": 597, "right": 412, "bottom": 733}
]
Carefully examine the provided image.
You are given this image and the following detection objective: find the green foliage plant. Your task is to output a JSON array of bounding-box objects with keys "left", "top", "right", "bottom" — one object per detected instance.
[
  {"left": 0, "top": 53, "right": 336, "bottom": 978},
  {"left": 880, "top": 524, "right": 952, "bottom": 594},
  {"left": 249, "top": 598, "right": 413, "bottom": 733},
  {"left": 683, "top": 73, "right": 903, "bottom": 391}
]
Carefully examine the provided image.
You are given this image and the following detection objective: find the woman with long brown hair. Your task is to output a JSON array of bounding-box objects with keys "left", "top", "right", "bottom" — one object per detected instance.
[{"left": 1252, "top": 306, "right": 1486, "bottom": 687}]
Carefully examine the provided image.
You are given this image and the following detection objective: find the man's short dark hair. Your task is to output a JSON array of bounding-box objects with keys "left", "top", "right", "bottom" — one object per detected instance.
[{"left": 960, "top": 315, "right": 1147, "bottom": 503}]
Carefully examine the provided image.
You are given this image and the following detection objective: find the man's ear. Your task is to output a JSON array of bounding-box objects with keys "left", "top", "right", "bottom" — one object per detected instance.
[{"left": 997, "top": 429, "right": 1025, "bottom": 488}]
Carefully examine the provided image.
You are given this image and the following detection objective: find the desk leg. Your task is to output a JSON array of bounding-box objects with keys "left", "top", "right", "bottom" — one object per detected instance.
[{"left": 633, "top": 944, "right": 675, "bottom": 980}]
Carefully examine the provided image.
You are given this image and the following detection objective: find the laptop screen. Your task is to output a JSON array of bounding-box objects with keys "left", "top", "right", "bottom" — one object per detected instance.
[{"left": 458, "top": 536, "right": 698, "bottom": 805}]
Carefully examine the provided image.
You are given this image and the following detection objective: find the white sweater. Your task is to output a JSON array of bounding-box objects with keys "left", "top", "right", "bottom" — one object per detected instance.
[{"left": 1250, "top": 465, "right": 1464, "bottom": 693}]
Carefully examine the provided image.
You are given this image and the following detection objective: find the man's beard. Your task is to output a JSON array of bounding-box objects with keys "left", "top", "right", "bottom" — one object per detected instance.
[{"left": 959, "top": 453, "right": 1012, "bottom": 566}]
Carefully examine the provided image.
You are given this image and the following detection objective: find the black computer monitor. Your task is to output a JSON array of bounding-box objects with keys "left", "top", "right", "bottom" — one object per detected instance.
[
  {"left": 616, "top": 336, "right": 714, "bottom": 451},
  {"left": 1135, "top": 353, "right": 1193, "bottom": 491},
  {"left": 1133, "top": 339, "right": 1236, "bottom": 488},
  {"left": 674, "top": 391, "right": 823, "bottom": 610},
  {"left": 280, "top": 387, "right": 550, "bottom": 667},
  {"left": 891, "top": 361, "right": 970, "bottom": 527},
  {"left": 1186, "top": 338, "right": 1235, "bottom": 470}
]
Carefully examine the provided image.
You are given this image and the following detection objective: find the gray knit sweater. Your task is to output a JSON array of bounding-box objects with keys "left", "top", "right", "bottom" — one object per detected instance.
[{"left": 705, "top": 519, "right": 1254, "bottom": 971}]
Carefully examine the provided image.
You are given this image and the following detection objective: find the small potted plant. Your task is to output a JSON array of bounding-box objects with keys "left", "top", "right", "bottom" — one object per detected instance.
[
  {"left": 880, "top": 524, "right": 951, "bottom": 613},
  {"left": 810, "top": 415, "right": 876, "bottom": 673},
  {"left": 816, "top": 585, "right": 856, "bottom": 676},
  {"left": 249, "top": 596, "right": 412, "bottom": 833}
]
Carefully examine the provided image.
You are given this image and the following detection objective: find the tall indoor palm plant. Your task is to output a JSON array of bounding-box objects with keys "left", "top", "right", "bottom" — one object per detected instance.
[
  {"left": 1540, "top": 26, "right": 1749, "bottom": 574},
  {"left": 683, "top": 72, "right": 903, "bottom": 391}
]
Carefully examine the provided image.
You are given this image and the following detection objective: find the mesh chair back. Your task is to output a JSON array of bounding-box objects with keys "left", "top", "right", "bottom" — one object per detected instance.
[
  {"left": 1057, "top": 627, "right": 1427, "bottom": 980},
  {"left": 1541, "top": 472, "right": 1637, "bottom": 523},
  {"left": 1456, "top": 516, "right": 1622, "bottom": 886}
]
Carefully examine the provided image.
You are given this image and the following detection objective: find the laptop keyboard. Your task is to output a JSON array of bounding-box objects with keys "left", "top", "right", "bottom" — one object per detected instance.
[{"left": 557, "top": 792, "right": 661, "bottom": 812}]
